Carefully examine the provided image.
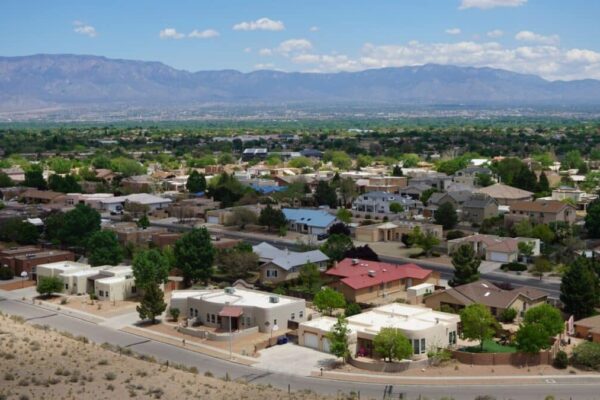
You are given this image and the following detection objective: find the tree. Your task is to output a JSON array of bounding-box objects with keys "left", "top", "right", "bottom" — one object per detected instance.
[
  {"left": 523, "top": 304, "right": 564, "bottom": 337},
  {"left": 513, "top": 167, "right": 538, "bottom": 192},
  {"left": 37, "top": 276, "right": 63, "bottom": 298},
  {"left": 518, "top": 241, "right": 534, "bottom": 263},
  {"left": 434, "top": 202, "right": 458, "bottom": 230},
  {"left": 513, "top": 219, "right": 533, "bottom": 238},
  {"left": 288, "top": 156, "right": 312, "bottom": 169},
  {"left": 389, "top": 202, "right": 404, "bottom": 214},
  {"left": 229, "top": 207, "right": 257, "bottom": 230},
  {"left": 258, "top": 205, "right": 287, "bottom": 232},
  {"left": 313, "top": 287, "right": 346, "bottom": 316},
  {"left": 328, "top": 222, "right": 351, "bottom": 236},
  {"left": 137, "top": 214, "right": 150, "bottom": 229},
  {"left": 515, "top": 323, "right": 551, "bottom": 354},
  {"left": 111, "top": 157, "right": 145, "bottom": 177},
  {"left": 585, "top": 198, "right": 600, "bottom": 238},
  {"left": 216, "top": 245, "right": 259, "bottom": 280},
  {"left": 408, "top": 226, "right": 440, "bottom": 257},
  {"left": 560, "top": 257, "right": 599, "bottom": 320},
  {"left": 23, "top": 165, "right": 47, "bottom": 190},
  {"left": 0, "top": 172, "right": 14, "bottom": 188},
  {"left": 537, "top": 172, "right": 551, "bottom": 194},
  {"left": 314, "top": 181, "right": 338, "bottom": 208},
  {"left": 449, "top": 243, "right": 481, "bottom": 287},
  {"left": 336, "top": 208, "right": 352, "bottom": 224},
  {"left": 132, "top": 248, "right": 170, "bottom": 288},
  {"left": 392, "top": 165, "right": 403, "bottom": 177},
  {"left": 174, "top": 227, "right": 215, "bottom": 286},
  {"left": 420, "top": 188, "right": 438, "bottom": 204},
  {"left": 169, "top": 307, "right": 180, "bottom": 321},
  {"left": 530, "top": 257, "right": 553, "bottom": 280},
  {"left": 338, "top": 178, "right": 357, "bottom": 207},
  {"left": 298, "top": 263, "right": 322, "bottom": 294},
  {"left": 47, "top": 204, "right": 101, "bottom": 247},
  {"left": 207, "top": 172, "right": 245, "bottom": 207},
  {"left": 345, "top": 302, "right": 362, "bottom": 317},
  {"left": 48, "top": 174, "right": 82, "bottom": 193},
  {"left": 186, "top": 170, "right": 207, "bottom": 193},
  {"left": 475, "top": 173, "right": 494, "bottom": 187},
  {"left": 531, "top": 224, "right": 555, "bottom": 243},
  {"left": 136, "top": 282, "right": 167, "bottom": 324},
  {"left": 326, "top": 315, "right": 350, "bottom": 363},
  {"left": 373, "top": 328, "right": 413, "bottom": 362},
  {"left": 344, "top": 245, "right": 380, "bottom": 261},
  {"left": 460, "top": 304, "right": 497, "bottom": 351},
  {"left": 0, "top": 219, "right": 39, "bottom": 245},
  {"left": 87, "top": 230, "right": 123, "bottom": 266},
  {"left": 321, "top": 234, "right": 353, "bottom": 262}
]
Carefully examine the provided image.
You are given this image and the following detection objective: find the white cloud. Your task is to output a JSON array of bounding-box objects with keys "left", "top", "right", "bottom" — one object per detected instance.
[
  {"left": 276, "top": 38, "right": 313, "bottom": 54},
  {"left": 309, "top": 26, "right": 319, "bottom": 32},
  {"left": 459, "top": 0, "right": 526, "bottom": 10},
  {"left": 159, "top": 28, "right": 185, "bottom": 40},
  {"left": 487, "top": 29, "right": 504, "bottom": 38},
  {"left": 446, "top": 28, "right": 461, "bottom": 35},
  {"left": 515, "top": 30, "right": 559, "bottom": 45},
  {"left": 188, "top": 29, "right": 219, "bottom": 39},
  {"left": 233, "top": 17, "right": 284, "bottom": 31},
  {"left": 565, "top": 49, "right": 600, "bottom": 64},
  {"left": 243, "top": 47, "right": 252, "bottom": 53},
  {"left": 259, "top": 48, "right": 273, "bottom": 56},
  {"left": 73, "top": 21, "right": 97, "bottom": 37},
  {"left": 254, "top": 63, "right": 276, "bottom": 69}
]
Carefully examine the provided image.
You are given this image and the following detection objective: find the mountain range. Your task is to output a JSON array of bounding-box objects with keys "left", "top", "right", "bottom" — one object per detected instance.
[{"left": 1, "top": 54, "right": 600, "bottom": 114}]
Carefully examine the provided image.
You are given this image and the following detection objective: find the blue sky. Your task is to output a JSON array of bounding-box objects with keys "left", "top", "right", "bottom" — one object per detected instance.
[{"left": 2, "top": 0, "right": 600, "bottom": 80}]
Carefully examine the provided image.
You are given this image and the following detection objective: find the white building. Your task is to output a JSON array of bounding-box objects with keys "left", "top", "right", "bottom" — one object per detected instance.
[
  {"left": 299, "top": 303, "right": 459, "bottom": 359},
  {"left": 93, "top": 266, "right": 137, "bottom": 301},
  {"left": 170, "top": 287, "right": 306, "bottom": 333},
  {"left": 99, "top": 193, "right": 172, "bottom": 213}
]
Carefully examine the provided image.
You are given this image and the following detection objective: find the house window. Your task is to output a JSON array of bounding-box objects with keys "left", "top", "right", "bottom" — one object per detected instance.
[
  {"left": 65, "top": 284, "right": 69, "bottom": 290},
  {"left": 413, "top": 339, "right": 420, "bottom": 354},
  {"left": 299, "top": 311, "right": 304, "bottom": 318},
  {"left": 420, "top": 338, "right": 426, "bottom": 354},
  {"left": 274, "top": 319, "right": 277, "bottom": 326},
  {"left": 131, "top": 286, "right": 137, "bottom": 294},
  {"left": 99, "top": 290, "right": 104, "bottom": 297},
  {"left": 207, "top": 313, "right": 210, "bottom": 321},
  {"left": 211, "top": 314, "right": 216, "bottom": 323},
  {"left": 291, "top": 313, "right": 295, "bottom": 320},
  {"left": 267, "top": 269, "right": 278, "bottom": 278}
]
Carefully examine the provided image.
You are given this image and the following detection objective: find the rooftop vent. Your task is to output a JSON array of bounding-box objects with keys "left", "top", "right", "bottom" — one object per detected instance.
[
  {"left": 352, "top": 259, "right": 359, "bottom": 265},
  {"left": 368, "top": 270, "right": 376, "bottom": 277},
  {"left": 269, "top": 295, "right": 280, "bottom": 303},
  {"left": 224, "top": 287, "right": 235, "bottom": 294}
]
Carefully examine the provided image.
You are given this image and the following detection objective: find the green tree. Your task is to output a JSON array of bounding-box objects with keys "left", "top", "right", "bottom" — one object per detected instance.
[
  {"left": 420, "top": 188, "right": 438, "bottom": 204},
  {"left": 560, "top": 257, "right": 599, "bottom": 320},
  {"left": 460, "top": 304, "right": 497, "bottom": 351},
  {"left": 136, "top": 282, "right": 167, "bottom": 324},
  {"left": 0, "top": 219, "right": 39, "bottom": 245},
  {"left": 530, "top": 257, "right": 553, "bottom": 280},
  {"left": 326, "top": 315, "right": 351, "bottom": 362},
  {"left": 321, "top": 234, "right": 353, "bottom": 261},
  {"left": 298, "top": 262, "right": 322, "bottom": 294},
  {"left": 87, "top": 230, "right": 123, "bottom": 266},
  {"left": 48, "top": 157, "right": 72, "bottom": 174},
  {"left": 513, "top": 167, "right": 538, "bottom": 192},
  {"left": 518, "top": 241, "right": 534, "bottom": 263},
  {"left": 373, "top": 328, "right": 413, "bottom": 362},
  {"left": 258, "top": 205, "right": 287, "bottom": 232},
  {"left": 408, "top": 226, "right": 440, "bottom": 257},
  {"left": 475, "top": 173, "right": 494, "bottom": 187},
  {"left": 37, "top": 276, "right": 63, "bottom": 298},
  {"left": 531, "top": 224, "right": 555, "bottom": 243},
  {"left": 513, "top": 219, "right": 533, "bottom": 238},
  {"left": 336, "top": 208, "right": 352, "bottom": 224},
  {"left": 132, "top": 248, "right": 170, "bottom": 288},
  {"left": 523, "top": 304, "right": 564, "bottom": 337},
  {"left": 324, "top": 151, "right": 352, "bottom": 170},
  {"left": 23, "top": 165, "right": 47, "bottom": 190},
  {"left": 0, "top": 172, "right": 14, "bottom": 188},
  {"left": 344, "top": 302, "right": 362, "bottom": 317},
  {"left": 537, "top": 172, "right": 551, "bottom": 194},
  {"left": 389, "top": 202, "right": 404, "bottom": 214},
  {"left": 449, "top": 243, "right": 481, "bottom": 287},
  {"left": 174, "top": 227, "right": 215, "bottom": 286},
  {"left": 229, "top": 207, "right": 257, "bottom": 230},
  {"left": 314, "top": 180, "right": 338, "bottom": 208},
  {"left": 392, "top": 165, "right": 403, "bottom": 177},
  {"left": 288, "top": 156, "right": 312, "bottom": 169},
  {"left": 515, "top": 323, "right": 551, "bottom": 354},
  {"left": 111, "top": 157, "right": 145, "bottom": 177},
  {"left": 338, "top": 178, "right": 357, "bottom": 207},
  {"left": 313, "top": 287, "right": 346, "bottom": 316},
  {"left": 563, "top": 150, "right": 584, "bottom": 170},
  {"left": 585, "top": 198, "right": 600, "bottom": 238},
  {"left": 47, "top": 204, "right": 101, "bottom": 247},
  {"left": 215, "top": 245, "right": 259, "bottom": 280},
  {"left": 434, "top": 202, "right": 458, "bottom": 230},
  {"left": 186, "top": 170, "right": 207, "bottom": 193},
  {"left": 136, "top": 214, "right": 150, "bottom": 229}
]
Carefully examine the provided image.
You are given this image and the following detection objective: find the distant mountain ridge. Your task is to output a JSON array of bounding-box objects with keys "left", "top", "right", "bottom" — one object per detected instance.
[{"left": 1, "top": 53, "right": 600, "bottom": 112}]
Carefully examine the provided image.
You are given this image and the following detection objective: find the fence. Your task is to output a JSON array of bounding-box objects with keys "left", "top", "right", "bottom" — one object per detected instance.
[
  {"left": 348, "top": 357, "right": 430, "bottom": 373},
  {"left": 450, "top": 339, "right": 560, "bottom": 366}
]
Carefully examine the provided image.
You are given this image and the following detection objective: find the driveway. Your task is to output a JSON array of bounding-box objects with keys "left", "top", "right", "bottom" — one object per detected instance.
[{"left": 255, "top": 343, "right": 337, "bottom": 376}]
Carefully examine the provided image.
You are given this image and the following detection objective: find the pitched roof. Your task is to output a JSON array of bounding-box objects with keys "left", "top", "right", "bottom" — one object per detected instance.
[
  {"left": 326, "top": 258, "right": 433, "bottom": 290},
  {"left": 475, "top": 183, "right": 533, "bottom": 199},
  {"left": 282, "top": 208, "right": 336, "bottom": 228},
  {"left": 437, "top": 280, "right": 548, "bottom": 309},
  {"left": 463, "top": 195, "right": 497, "bottom": 209},
  {"left": 510, "top": 200, "right": 572, "bottom": 213},
  {"left": 21, "top": 189, "right": 65, "bottom": 200},
  {"left": 271, "top": 250, "right": 329, "bottom": 271}
]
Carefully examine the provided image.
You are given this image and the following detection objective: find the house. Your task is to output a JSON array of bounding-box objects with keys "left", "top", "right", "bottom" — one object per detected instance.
[
  {"left": 409, "top": 173, "right": 453, "bottom": 191},
  {"left": 475, "top": 183, "right": 534, "bottom": 206},
  {"left": 300, "top": 149, "right": 323, "bottom": 159},
  {"left": 461, "top": 194, "right": 499, "bottom": 225},
  {"left": 252, "top": 242, "right": 329, "bottom": 283},
  {"left": 99, "top": 193, "right": 172, "bottom": 214},
  {"left": 399, "top": 183, "right": 433, "bottom": 200},
  {"left": 205, "top": 205, "right": 260, "bottom": 225},
  {"left": 282, "top": 208, "right": 337, "bottom": 236},
  {"left": 574, "top": 315, "right": 600, "bottom": 342},
  {"left": 424, "top": 280, "right": 549, "bottom": 319},
  {"left": 354, "top": 220, "right": 443, "bottom": 243},
  {"left": 0, "top": 167, "right": 25, "bottom": 183},
  {"left": 103, "top": 222, "right": 168, "bottom": 246},
  {"left": 427, "top": 191, "right": 471, "bottom": 208},
  {"left": 551, "top": 186, "right": 597, "bottom": 211},
  {"left": 326, "top": 258, "right": 439, "bottom": 303},
  {"left": 20, "top": 189, "right": 66, "bottom": 205},
  {"left": 121, "top": 175, "right": 154, "bottom": 193},
  {"left": 169, "top": 287, "right": 306, "bottom": 333},
  {"left": 299, "top": 303, "right": 459, "bottom": 358},
  {"left": 93, "top": 266, "right": 137, "bottom": 301},
  {"left": 0, "top": 247, "right": 76, "bottom": 277},
  {"left": 506, "top": 200, "right": 576, "bottom": 225},
  {"left": 65, "top": 193, "right": 115, "bottom": 209},
  {"left": 242, "top": 148, "right": 268, "bottom": 161},
  {"left": 447, "top": 234, "right": 540, "bottom": 263},
  {"left": 352, "top": 191, "right": 422, "bottom": 214},
  {"left": 453, "top": 166, "right": 492, "bottom": 187},
  {"left": 358, "top": 176, "right": 408, "bottom": 194}
]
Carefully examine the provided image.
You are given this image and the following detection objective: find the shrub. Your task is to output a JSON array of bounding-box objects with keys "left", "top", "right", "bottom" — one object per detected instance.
[
  {"left": 501, "top": 262, "right": 527, "bottom": 272},
  {"left": 498, "top": 308, "right": 517, "bottom": 323},
  {"left": 446, "top": 230, "right": 465, "bottom": 240},
  {"left": 169, "top": 307, "right": 180, "bottom": 321},
  {"left": 0, "top": 267, "right": 13, "bottom": 280},
  {"left": 554, "top": 350, "right": 568, "bottom": 369},
  {"left": 104, "top": 372, "right": 117, "bottom": 381},
  {"left": 571, "top": 342, "right": 600, "bottom": 369}
]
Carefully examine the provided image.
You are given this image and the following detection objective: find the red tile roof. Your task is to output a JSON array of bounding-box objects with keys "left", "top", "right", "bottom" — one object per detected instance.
[
  {"left": 326, "top": 258, "right": 433, "bottom": 290},
  {"left": 218, "top": 306, "right": 244, "bottom": 318}
]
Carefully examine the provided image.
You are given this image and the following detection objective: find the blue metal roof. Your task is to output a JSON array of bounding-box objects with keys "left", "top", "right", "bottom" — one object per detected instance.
[
  {"left": 250, "top": 184, "right": 286, "bottom": 194},
  {"left": 282, "top": 208, "right": 336, "bottom": 228}
]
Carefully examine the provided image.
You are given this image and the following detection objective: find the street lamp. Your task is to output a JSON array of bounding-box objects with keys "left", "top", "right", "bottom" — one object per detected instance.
[{"left": 20, "top": 271, "right": 28, "bottom": 288}]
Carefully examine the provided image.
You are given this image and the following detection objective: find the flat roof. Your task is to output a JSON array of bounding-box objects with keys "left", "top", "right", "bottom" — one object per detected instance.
[
  {"left": 60, "top": 267, "right": 103, "bottom": 277},
  {"left": 37, "top": 261, "right": 89, "bottom": 272},
  {"left": 173, "top": 288, "right": 303, "bottom": 309},
  {"left": 96, "top": 276, "right": 126, "bottom": 285}
]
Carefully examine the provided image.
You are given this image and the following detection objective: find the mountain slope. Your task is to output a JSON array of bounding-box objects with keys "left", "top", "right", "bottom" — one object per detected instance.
[{"left": 1, "top": 54, "right": 600, "bottom": 112}]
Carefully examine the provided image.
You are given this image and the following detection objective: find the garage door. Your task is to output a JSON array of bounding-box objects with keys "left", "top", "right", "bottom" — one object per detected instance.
[
  {"left": 303, "top": 333, "right": 319, "bottom": 349},
  {"left": 207, "top": 216, "right": 219, "bottom": 224},
  {"left": 322, "top": 338, "right": 331, "bottom": 353},
  {"left": 489, "top": 252, "right": 509, "bottom": 263}
]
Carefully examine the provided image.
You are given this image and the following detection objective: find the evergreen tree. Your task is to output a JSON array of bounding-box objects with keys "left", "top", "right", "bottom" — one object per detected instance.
[
  {"left": 0, "top": 172, "right": 14, "bottom": 188},
  {"left": 186, "top": 170, "right": 207, "bottom": 193},
  {"left": 537, "top": 172, "right": 551, "bottom": 194},
  {"left": 136, "top": 282, "right": 167, "bottom": 324},
  {"left": 585, "top": 198, "right": 600, "bottom": 238},
  {"left": 23, "top": 165, "right": 47, "bottom": 190},
  {"left": 137, "top": 214, "right": 150, "bottom": 229},
  {"left": 314, "top": 180, "right": 338, "bottom": 208},
  {"left": 449, "top": 243, "right": 481, "bottom": 287},
  {"left": 258, "top": 205, "right": 287, "bottom": 232},
  {"left": 392, "top": 165, "right": 403, "bottom": 177},
  {"left": 87, "top": 230, "right": 123, "bottom": 266},
  {"left": 560, "top": 257, "right": 599, "bottom": 319},
  {"left": 174, "top": 227, "right": 215, "bottom": 286},
  {"left": 513, "top": 167, "right": 538, "bottom": 192},
  {"left": 434, "top": 202, "right": 458, "bottom": 230}
]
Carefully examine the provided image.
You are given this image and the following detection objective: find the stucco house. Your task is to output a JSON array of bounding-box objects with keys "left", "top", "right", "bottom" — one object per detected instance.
[
  {"left": 352, "top": 191, "right": 422, "bottom": 214},
  {"left": 461, "top": 194, "right": 499, "bottom": 225},
  {"left": 506, "top": 200, "right": 577, "bottom": 225},
  {"left": 447, "top": 234, "right": 540, "bottom": 263},
  {"left": 475, "top": 183, "right": 534, "bottom": 206}
]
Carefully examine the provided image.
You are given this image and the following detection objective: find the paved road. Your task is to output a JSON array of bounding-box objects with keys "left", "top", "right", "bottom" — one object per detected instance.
[{"left": 1, "top": 297, "right": 597, "bottom": 399}]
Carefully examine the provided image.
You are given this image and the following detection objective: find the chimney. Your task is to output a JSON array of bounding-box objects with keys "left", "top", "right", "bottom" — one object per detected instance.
[{"left": 333, "top": 260, "right": 338, "bottom": 268}]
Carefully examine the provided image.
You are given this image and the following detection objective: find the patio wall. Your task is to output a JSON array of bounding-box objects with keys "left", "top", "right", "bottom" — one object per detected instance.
[
  {"left": 177, "top": 326, "right": 259, "bottom": 341},
  {"left": 348, "top": 357, "right": 430, "bottom": 373},
  {"left": 450, "top": 339, "right": 559, "bottom": 366}
]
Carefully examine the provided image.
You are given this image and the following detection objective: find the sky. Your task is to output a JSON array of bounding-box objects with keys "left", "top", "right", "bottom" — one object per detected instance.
[{"left": 3, "top": 0, "right": 600, "bottom": 80}]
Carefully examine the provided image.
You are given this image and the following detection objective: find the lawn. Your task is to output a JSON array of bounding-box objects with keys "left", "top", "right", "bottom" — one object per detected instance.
[{"left": 462, "top": 339, "right": 517, "bottom": 353}]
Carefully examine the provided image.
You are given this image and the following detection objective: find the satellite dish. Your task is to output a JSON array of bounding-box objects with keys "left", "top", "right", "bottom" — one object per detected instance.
[
  {"left": 20, "top": 271, "right": 28, "bottom": 278},
  {"left": 272, "top": 324, "right": 279, "bottom": 332}
]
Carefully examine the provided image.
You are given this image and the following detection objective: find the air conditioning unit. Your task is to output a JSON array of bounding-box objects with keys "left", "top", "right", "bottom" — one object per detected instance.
[
  {"left": 351, "top": 258, "right": 359, "bottom": 265},
  {"left": 224, "top": 287, "right": 235, "bottom": 294},
  {"left": 269, "top": 295, "right": 280, "bottom": 303},
  {"left": 368, "top": 270, "right": 376, "bottom": 277}
]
